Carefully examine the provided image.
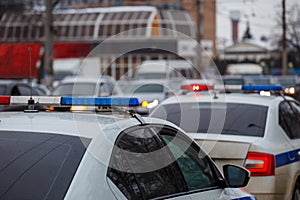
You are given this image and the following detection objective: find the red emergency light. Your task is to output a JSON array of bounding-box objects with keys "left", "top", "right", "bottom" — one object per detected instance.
[
  {"left": 180, "top": 84, "right": 213, "bottom": 92},
  {"left": 0, "top": 96, "right": 10, "bottom": 105}
]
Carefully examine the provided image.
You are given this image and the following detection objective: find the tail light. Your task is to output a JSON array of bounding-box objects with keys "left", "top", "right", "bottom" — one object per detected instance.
[{"left": 245, "top": 152, "right": 275, "bottom": 176}]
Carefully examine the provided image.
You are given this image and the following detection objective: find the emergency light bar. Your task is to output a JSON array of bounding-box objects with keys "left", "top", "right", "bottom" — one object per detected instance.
[
  {"left": 242, "top": 85, "right": 283, "bottom": 91},
  {"left": 180, "top": 84, "right": 283, "bottom": 92},
  {"left": 0, "top": 96, "right": 140, "bottom": 107},
  {"left": 214, "top": 85, "right": 283, "bottom": 91},
  {"left": 180, "top": 84, "right": 213, "bottom": 92}
]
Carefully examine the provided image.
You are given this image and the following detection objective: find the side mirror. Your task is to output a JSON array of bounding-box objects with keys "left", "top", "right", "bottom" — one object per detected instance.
[
  {"left": 165, "top": 90, "right": 175, "bottom": 98},
  {"left": 223, "top": 164, "right": 250, "bottom": 188}
]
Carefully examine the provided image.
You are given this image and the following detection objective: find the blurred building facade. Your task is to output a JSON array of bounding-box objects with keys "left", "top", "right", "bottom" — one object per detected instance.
[
  {"left": 60, "top": 0, "right": 217, "bottom": 59},
  {"left": 0, "top": 0, "right": 216, "bottom": 80}
]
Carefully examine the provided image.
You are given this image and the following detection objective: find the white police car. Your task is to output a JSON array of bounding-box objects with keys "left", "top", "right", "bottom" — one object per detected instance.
[
  {"left": 151, "top": 85, "right": 300, "bottom": 200},
  {"left": 0, "top": 96, "right": 256, "bottom": 200}
]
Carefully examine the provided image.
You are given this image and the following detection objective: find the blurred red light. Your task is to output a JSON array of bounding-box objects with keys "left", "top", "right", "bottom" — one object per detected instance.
[{"left": 0, "top": 96, "right": 10, "bottom": 105}]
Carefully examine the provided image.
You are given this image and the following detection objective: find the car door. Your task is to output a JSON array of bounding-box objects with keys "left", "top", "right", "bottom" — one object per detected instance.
[
  {"left": 279, "top": 100, "right": 300, "bottom": 150},
  {"left": 278, "top": 100, "right": 300, "bottom": 191}
]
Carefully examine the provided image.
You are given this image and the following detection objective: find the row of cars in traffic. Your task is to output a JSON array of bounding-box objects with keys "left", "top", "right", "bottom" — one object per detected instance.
[{"left": 0, "top": 73, "right": 299, "bottom": 200}]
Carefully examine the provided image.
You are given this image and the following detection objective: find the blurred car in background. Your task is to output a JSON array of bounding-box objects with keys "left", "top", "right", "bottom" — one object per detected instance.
[
  {"left": 274, "top": 75, "right": 299, "bottom": 88},
  {"left": 52, "top": 76, "right": 122, "bottom": 97},
  {"left": 51, "top": 76, "right": 122, "bottom": 111},
  {"left": 121, "top": 79, "right": 176, "bottom": 115},
  {"left": 134, "top": 59, "right": 195, "bottom": 80},
  {"left": 0, "top": 80, "right": 50, "bottom": 111},
  {"left": 151, "top": 85, "right": 300, "bottom": 199},
  {"left": 225, "top": 63, "right": 263, "bottom": 75},
  {"left": 243, "top": 75, "right": 274, "bottom": 86},
  {"left": 273, "top": 75, "right": 299, "bottom": 97},
  {"left": 32, "top": 83, "right": 51, "bottom": 96},
  {"left": 0, "top": 80, "right": 44, "bottom": 96},
  {"left": 222, "top": 75, "right": 245, "bottom": 85}
]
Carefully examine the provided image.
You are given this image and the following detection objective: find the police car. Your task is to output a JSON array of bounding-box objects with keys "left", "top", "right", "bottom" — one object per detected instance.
[
  {"left": 151, "top": 85, "right": 300, "bottom": 200},
  {"left": 0, "top": 96, "right": 255, "bottom": 200}
]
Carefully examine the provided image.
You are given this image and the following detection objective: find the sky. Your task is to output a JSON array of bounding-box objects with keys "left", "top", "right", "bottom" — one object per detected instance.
[{"left": 216, "top": 0, "right": 300, "bottom": 46}]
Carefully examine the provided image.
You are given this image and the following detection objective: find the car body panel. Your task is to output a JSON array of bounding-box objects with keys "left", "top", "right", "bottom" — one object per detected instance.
[
  {"left": 0, "top": 110, "right": 255, "bottom": 200},
  {"left": 151, "top": 93, "right": 299, "bottom": 199}
]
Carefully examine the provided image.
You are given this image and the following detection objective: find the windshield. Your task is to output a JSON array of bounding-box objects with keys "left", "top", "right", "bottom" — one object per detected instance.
[
  {"left": 151, "top": 103, "right": 268, "bottom": 137},
  {"left": 123, "top": 83, "right": 164, "bottom": 94},
  {"left": 278, "top": 79, "right": 295, "bottom": 87},
  {"left": 251, "top": 79, "right": 271, "bottom": 85},
  {"left": 223, "top": 79, "right": 244, "bottom": 85},
  {"left": 0, "top": 131, "right": 90, "bottom": 199},
  {"left": 135, "top": 73, "right": 166, "bottom": 80},
  {"left": 53, "top": 72, "right": 74, "bottom": 81},
  {"left": 52, "top": 83, "right": 96, "bottom": 96}
]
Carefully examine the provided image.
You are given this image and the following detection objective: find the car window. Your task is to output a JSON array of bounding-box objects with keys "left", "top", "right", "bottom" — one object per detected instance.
[
  {"left": 123, "top": 84, "right": 164, "bottom": 94},
  {"left": 108, "top": 126, "right": 222, "bottom": 199},
  {"left": 17, "top": 85, "right": 39, "bottom": 96},
  {"left": 99, "top": 83, "right": 112, "bottom": 96},
  {"left": 224, "top": 79, "right": 244, "bottom": 85},
  {"left": 52, "top": 83, "right": 96, "bottom": 96},
  {"left": 279, "top": 101, "right": 300, "bottom": 139},
  {"left": 160, "top": 133, "right": 219, "bottom": 191},
  {"left": 35, "top": 87, "right": 47, "bottom": 96},
  {"left": 0, "top": 85, "right": 6, "bottom": 95},
  {"left": 135, "top": 73, "right": 166, "bottom": 80},
  {"left": 151, "top": 103, "right": 268, "bottom": 137},
  {"left": 0, "top": 131, "right": 90, "bottom": 200},
  {"left": 107, "top": 127, "right": 187, "bottom": 199}
]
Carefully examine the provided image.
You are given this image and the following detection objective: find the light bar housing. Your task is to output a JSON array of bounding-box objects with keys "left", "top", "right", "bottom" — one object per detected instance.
[
  {"left": 180, "top": 84, "right": 283, "bottom": 93},
  {"left": 0, "top": 96, "right": 140, "bottom": 107}
]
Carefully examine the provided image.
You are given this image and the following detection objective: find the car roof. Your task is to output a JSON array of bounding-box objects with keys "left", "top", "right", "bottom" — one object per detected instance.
[
  {"left": 0, "top": 111, "right": 177, "bottom": 140},
  {"left": 159, "top": 93, "right": 293, "bottom": 107},
  {"left": 0, "top": 80, "right": 27, "bottom": 85},
  {"left": 0, "top": 112, "right": 130, "bottom": 138},
  {"left": 59, "top": 77, "right": 107, "bottom": 84},
  {"left": 180, "top": 79, "right": 221, "bottom": 85},
  {"left": 0, "top": 111, "right": 182, "bottom": 176}
]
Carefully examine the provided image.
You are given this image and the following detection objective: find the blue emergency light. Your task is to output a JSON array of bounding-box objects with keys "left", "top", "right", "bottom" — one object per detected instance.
[
  {"left": 242, "top": 85, "right": 283, "bottom": 91},
  {"left": 61, "top": 97, "right": 139, "bottom": 107}
]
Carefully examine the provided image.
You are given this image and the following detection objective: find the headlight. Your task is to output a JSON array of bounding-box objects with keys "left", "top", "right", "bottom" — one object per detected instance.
[
  {"left": 141, "top": 100, "right": 159, "bottom": 109},
  {"left": 284, "top": 87, "right": 295, "bottom": 95}
]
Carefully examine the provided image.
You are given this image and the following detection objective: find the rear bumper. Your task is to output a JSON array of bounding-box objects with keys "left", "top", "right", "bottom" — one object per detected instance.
[{"left": 246, "top": 175, "right": 290, "bottom": 200}]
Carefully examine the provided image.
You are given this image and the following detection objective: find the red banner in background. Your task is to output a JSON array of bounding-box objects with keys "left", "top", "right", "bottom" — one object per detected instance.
[
  {"left": 0, "top": 43, "right": 41, "bottom": 79},
  {"left": 53, "top": 43, "right": 92, "bottom": 59},
  {"left": 0, "top": 43, "right": 93, "bottom": 79}
]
